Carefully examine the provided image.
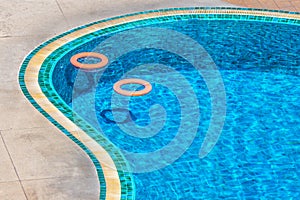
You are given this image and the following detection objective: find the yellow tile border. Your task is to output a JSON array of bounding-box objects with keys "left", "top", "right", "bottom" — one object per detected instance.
[{"left": 22, "top": 8, "right": 300, "bottom": 200}]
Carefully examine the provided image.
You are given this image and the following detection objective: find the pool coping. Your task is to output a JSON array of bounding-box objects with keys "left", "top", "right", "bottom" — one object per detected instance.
[{"left": 18, "top": 7, "right": 300, "bottom": 200}]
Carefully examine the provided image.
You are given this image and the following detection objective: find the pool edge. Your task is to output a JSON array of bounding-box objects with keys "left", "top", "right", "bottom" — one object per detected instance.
[{"left": 18, "top": 7, "right": 300, "bottom": 200}]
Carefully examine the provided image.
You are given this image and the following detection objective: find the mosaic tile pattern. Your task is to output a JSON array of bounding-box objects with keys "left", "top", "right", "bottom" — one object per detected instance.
[{"left": 19, "top": 7, "right": 300, "bottom": 200}]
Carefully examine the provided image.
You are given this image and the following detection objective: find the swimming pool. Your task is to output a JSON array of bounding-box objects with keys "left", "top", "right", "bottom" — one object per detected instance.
[{"left": 20, "top": 8, "right": 300, "bottom": 199}]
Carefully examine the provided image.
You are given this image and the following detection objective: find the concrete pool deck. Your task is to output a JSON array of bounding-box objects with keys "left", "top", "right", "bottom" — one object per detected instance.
[
  {"left": 224, "top": 0, "right": 300, "bottom": 12},
  {"left": 0, "top": 0, "right": 298, "bottom": 199}
]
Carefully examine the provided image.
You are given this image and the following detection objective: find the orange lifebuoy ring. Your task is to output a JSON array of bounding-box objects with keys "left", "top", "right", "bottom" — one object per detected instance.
[
  {"left": 70, "top": 52, "right": 108, "bottom": 69},
  {"left": 113, "top": 78, "right": 152, "bottom": 96}
]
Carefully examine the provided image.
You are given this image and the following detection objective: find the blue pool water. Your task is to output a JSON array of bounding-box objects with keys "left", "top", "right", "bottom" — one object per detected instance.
[{"left": 53, "top": 19, "right": 300, "bottom": 199}]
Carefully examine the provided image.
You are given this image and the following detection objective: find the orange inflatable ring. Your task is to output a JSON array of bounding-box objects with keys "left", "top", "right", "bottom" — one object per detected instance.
[
  {"left": 113, "top": 78, "right": 152, "bottom": 97},
  {"left": 70, "top": 52, "right": 108, "bottom": 69}
]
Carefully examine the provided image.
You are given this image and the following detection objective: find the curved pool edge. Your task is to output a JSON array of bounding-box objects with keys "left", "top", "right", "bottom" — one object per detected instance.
[{"left": 18, "top": 7, "right": 300, "bottom": 200}]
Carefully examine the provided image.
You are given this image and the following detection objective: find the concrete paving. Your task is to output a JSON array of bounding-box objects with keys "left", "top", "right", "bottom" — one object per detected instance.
[
  {"left": 224, "top": 0, "right": 300, "bottom": 11},
  {"left": 0, "top": 0, "right": 238, "bottom": 199}
]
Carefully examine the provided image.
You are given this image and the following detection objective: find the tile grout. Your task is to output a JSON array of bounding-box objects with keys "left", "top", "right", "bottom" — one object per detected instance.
[
  {"left": 55, "top": 0, "right": 71, "bottom": 27},
  {"left": 0, "top": 132, "right": 29, "bottom": 200},
  {"left": 272, "top": 0, "right": 280, "bottom": 10},
  {"left": 0, "top": 35, "right": 50, "bottom": 39},
  {"left": 0, "top": 125, "right": 55, "bottom": 132},
  {"left": 0, "top": 180, "right": 21, "bottom": 184},
  {"left": 223, "top": 0, "right": 299, "bottom": 11},
  {"left": 20, "top": 175, "right": 96, "bottom": 183}
]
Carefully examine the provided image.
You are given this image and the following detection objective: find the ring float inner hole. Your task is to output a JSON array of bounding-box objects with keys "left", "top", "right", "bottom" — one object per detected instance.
[
  {"left": 113, "top": 78, "right": 152, "bottom": 97},
  {"left": 70, "top": 52, "right": 108, "bottom": 70}
]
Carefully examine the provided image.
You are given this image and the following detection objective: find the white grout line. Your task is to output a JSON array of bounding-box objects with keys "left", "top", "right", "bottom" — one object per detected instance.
[
  {"left": 55, "top": 0, "right": 71, "bottom": 27},
  {"left": 0, "top": 132, "right": 29, "bottom": 200}
]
